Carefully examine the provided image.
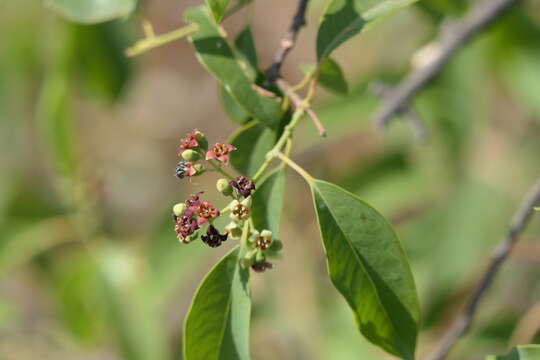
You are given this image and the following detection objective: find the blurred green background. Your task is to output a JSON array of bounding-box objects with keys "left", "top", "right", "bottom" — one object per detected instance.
[{"left": 1, "top": 0, "right": 539, "bottom": 359}]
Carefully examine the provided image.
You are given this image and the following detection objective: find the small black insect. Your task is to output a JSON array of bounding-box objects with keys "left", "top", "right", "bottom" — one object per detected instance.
[{"left": 175, "top": 161, "right": 189, "bottom": 179}]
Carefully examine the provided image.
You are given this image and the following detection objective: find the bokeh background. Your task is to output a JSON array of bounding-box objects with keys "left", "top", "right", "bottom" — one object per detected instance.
[{"left": 1, "top": 0, "right": 540, "bottom": 359}]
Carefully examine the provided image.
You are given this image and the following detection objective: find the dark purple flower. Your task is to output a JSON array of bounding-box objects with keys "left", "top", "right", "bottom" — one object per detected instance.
[
  {"left": 201, "top": 225, "right": 228, "bottom": 248},
  {"left": 251, "top": 261, "right": 273, "bottom": 273},
  {"left": 230, "top": 176, "right": 255, "bottom": 198}
]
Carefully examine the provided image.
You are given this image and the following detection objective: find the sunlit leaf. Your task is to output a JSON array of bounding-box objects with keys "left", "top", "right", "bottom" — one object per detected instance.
[
  {"left": 184, "top": 248, "right": 251, "bottom": 360},
  {"left": 311, "top": 179, "right": 419, "bottom": 359},
  {"left": 229, "top": 121, "right": 277, "bottom": 177},
  {"left": 185, "top": 7, "right": 282, "bottom": 129},
  {"left": 205, "top": 0, "right": 230, "bottom": 23},
  {"left": 252, "top": 169, "right": 286, "bottom": 235},
  {"left": 219, "top": 84, "right": 251, "bottom": 125},
  {"left": 318, "top": 57, "right": 348, "bottom": 95},
  {"left": 234, "top": 25, "right": 258, "bottom": 78},
  {"left": 45, "top": 0, "right": 137, "bottom": 24},
  {"left": 486, "top": 345, "right": 540, "bottom": 360},
  {"left": 316, "top": 0, "right": 418, "bottom": 60}
]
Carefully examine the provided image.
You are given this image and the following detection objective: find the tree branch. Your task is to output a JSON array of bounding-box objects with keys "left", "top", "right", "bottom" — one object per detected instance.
[
  {"left": 374, "top": 0, "right": 522, "bottom": 128},
  {"left": 266, "top": 0, "right": 310, "bottom": 83},
  {"left": 276, "top": 78, "right": 326, "bottom": 137},
  {"left": 426, "top": 176, "right": 540, "bottom": 360}
]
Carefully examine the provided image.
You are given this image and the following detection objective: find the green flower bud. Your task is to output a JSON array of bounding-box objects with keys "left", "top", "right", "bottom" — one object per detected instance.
[
  {"left": 173, "top": 203, "right": 187, "bottom": 216},
  {"left": 225, "top": 222, "right": 242, "bottom": 239},
  {"left": 260, "top": 230, "right": 272, "bottom": 239},
  {"left": 181, "top": 149, "right": 201, "bottom": 161},
  {"left": 241, "top": 196, "right": 252, "bottom": 208},
  {"left": 241, "top": 249, "right": 257, "bottom": 267},
  {"left": 216, "top": 178, "right": 232, "bottom": 196},
  {"left": 193, "top": 163, "right": 205, "bottom": 176},
  {"left": 194, "top": 130, "right": 208, "bottom": 150}
]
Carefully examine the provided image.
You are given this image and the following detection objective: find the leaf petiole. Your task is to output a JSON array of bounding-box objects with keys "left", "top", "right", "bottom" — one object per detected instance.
[
  {"left": 126, "top": 24, "right": 198, "bottom": 57},
  {"left": 275, "top": 152, "right": 313, "bottom": 184}
]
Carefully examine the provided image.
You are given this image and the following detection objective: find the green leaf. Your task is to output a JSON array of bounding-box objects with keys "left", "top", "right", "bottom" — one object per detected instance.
[
  {"left": 70, "top": 22, "right": 132, "bottom": 102},
  {"left": 185, "top": 7, "right": 282, "bottom": 129},
  {"left": 234, "top": 25, "right": 258, "bottom": 77},
  {"left": 229, "top": 121, "right": 277, "bottom": 177},
  {"left": 37, "top": 72, "right": 77, "bottom": 177},
  {"left": 0, "top": 217, "right": 74, "bottom": 274},
  {"left": 251, "top": 169, "right": 286, "bottom": 235},
  {"left": 97, "top": 247, "right": 170, "bottom": 360},
  {"left": 316, "top": 0, "right": 418, "bottom": 60},
  {"left": 184, "top": 248, "right": 251, "bottom": 360},
  {"left": 486, "top": 345, "right": 540, "bottom": 360},
  {"left": 205, "top": 0, "right": 230, "bottom": 23},
  {"left": 311, "top": 179, "right": 420, "bottom": 359},
  {"left": 45, "top": 0, "right": 137, "bottom": 24},
  {"left": 219, "top": 84, "right": 251, "bottom": 124},
  {"left": 318, "top": 57, "right": 348, "bottom": 95}
]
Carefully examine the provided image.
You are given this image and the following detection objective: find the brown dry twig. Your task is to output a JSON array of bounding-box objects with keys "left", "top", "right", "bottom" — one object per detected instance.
[
  {"left": 265, "top": 0, "right": 326, "bottom": 137},
  {"left": 374, "top": 0, "right": 522, "bottom": 128},
  {"left": 427, "top": 176, "right": 540, "bottom": 360},
  {"left": 266, "top": 0, "right": 310, "bottom": 84}
]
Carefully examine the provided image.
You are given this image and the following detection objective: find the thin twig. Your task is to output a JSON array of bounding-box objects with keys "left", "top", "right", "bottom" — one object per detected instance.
[
  {"left": 374, "top": 0, "right": 522, "bottom": 128},
  {"left": 266, "top": 0, "right": 310, "bottom": 83},
  {"left": 276, "top": 78, "right": 326, "bottom": 137},
  {"left": 370, "top": 81, "right": 428, "bottom": 142},
  {"left": 427, "top": 176, "right": 540, "bottom": 360}
]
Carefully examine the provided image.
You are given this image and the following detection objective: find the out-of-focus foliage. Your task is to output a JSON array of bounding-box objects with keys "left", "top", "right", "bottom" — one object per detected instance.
[
  {"left": 45, "top": 0, "right": 138, "bottom": 24},
  {"left": 0, "top": 1, "right": 539, "bottom": 360}
]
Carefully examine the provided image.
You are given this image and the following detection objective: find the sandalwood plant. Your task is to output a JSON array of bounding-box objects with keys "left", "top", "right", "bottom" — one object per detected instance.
[{"left": 9, "top": 0, "right": 539, "bottom": 360}]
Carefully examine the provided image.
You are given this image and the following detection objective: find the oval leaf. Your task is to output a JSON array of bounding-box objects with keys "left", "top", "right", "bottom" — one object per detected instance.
[
  {"left": 229, "top": 121, "right": 277, "bottom": 177},
  {"left": 205, "top": 0, "right": 230, "bottom": 23},
  {"left": 184, "top": 248, "right": 251, "bottom": 360},
  {"left": 234, "top": 25, "right": 258, "bottom": 79},
  {"left": 219, "top": 84, "right": 251, "bottom": 125},
  {"left": 318, "top": 57, "right": 348, "bottom": 95},
  {"left": 251, "top": 169, "right": 286, "bottom": 235},
  {"left": 316, "top": 0, "right": 418, "bottom": 60},
  {"left": 185, "top": 7, "right": 282, "bottom": 129},
  {"left": 486, "top": 345, "right": 540, "bottom": 360},
  {"left": 45, "top": 0, "right": 137, "bottom": 24},
  {"left": 311, "top": 179, "right": 419, "bottom": 359}
]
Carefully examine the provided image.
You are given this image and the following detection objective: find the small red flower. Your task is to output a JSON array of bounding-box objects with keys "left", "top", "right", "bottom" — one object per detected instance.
[
  {"left": 175, "top": 215, "right": 199, "bottom": 240},
  {"left": 206, "top": 143, "right": 236, "bottom": 164},
  {"left": 178, "top": 129, "right": 201, "bottom": 153},
  {"left": 196, "top": 201, "right": 220, "bottom": 225},
  {"left": 184, "top": 192, "right": 203, "bottom": 216}
]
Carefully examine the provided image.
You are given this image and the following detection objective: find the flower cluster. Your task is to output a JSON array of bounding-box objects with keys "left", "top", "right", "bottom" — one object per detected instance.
[
  {"left": 175, "top": 129, "right": 236, "bottom": 180},
  {"left": 171, "top": 129, "right": 282, "bottom": 272},
  {"left": 173, "top": 192, "right": 222, "bottom": 244}
]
